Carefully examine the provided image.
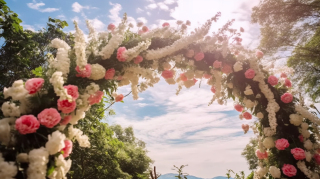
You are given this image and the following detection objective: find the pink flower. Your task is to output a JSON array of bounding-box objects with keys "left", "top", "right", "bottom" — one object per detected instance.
[
  {"left": 15, "top": 115, "right": 40, "bottom": 134},
  {"left": 240, "top": 27, "right": 244, "bottom": 32},
  {"left": 107, "top": 23, "right": 116, "bottom": 31},
  {"left": 213, "top": 60, "right": 222, "bottom": 68},
  {"left": 88, "top": 91, "right": 104, "bottom": 105},
  {"left": 105, "top": 68, "right": 116, "bottom": 80},
  {"left": 180, "top": 73, "right": 188, "bottom": 82},
  {"left": 186, "top": 50, "right": 194, "bottom": 58},
  {"left": 61, "top": 140, "right": 73, "bottom": 158},
  {"left": 37, "top": 108, "right": 61, "bottom": 128},
  {"left": 57, "top": 99, "right": 76, "bottom": 114},
  {"left": 161, "top": 70, "right": 174, "bottom": 79},
  {"left": 203, "top": 73, "right": 211, "bottom": 79},
  {"left": 268, "top": 75, "right": 278, "bottom": 86},
  {"left": 256, "top": 50, "right": 264, "bottom": 58},
  {"left": 281, "top": 73, "right": 287, "bottom": 78},
  {"left": 211, "top": 86, "right": 216, "bottom": 93},
  {"left": 76, "top": 64, "right": 92, "bottom": 78},
  {"left": 162, "top": 22, "right": 170, "bottom": 27},
  {"left": 284, "top": 79, "right": 292, "bottom": 88},
  {"left": 64, "top": 85, "right": 79, "bottom": 100},
  {"left": 243, "top": 112, "right": 252, "bottom": 120},
  {"left": 117, "top": 47, "right": 127, "bottom": 62},
  {"left": 134, "top": 55, "right": 143, "bottom": 64},
  {"left": 25, "top": 78, "right": 45, "bottom": 94},
  {"left": 115, "top": 94, "right": 124, "bottom": 102},
  {"left": 299, "top": 135, "right": 304, "bottom": 142},
  {"left": 242, "top": 124, "right": 249, "bottom": 134},
  {"left": 186, "top": 20, "right": 191, "bottom": 26},
  {"left": 244, "top": 69, "right": 255, "bottom": 79},
  {"left": 221, "top": 64, "right": 233, "bottom": 74},
  {"left": 281, "top": 93, "right": 293, "bottom": 103},
  {"left": 275, "top": 138, "right": 289, "bottom": 150},
  {"left": 291, "top": 148, "right": 306, "bottom": 160},
  {"left": 60, "top": 115, "right": 71, "bottom": 125},
  {"left": 314, "top": 154, "right": 320, "bottom": 165},
  {"left": 194, "top": 52, "right": 204, "bottom": 61},
  {"left": 193, "top": 78, "right": 198, "bottom": 84},
  {"left": 234, "top": 104, "right": 244, "bottom": 112},
  {"left": 256, "top": 149, "right": 268, "bottom": 159},
  {"left": 282, "top": 164, "right": 297, "bottom": 177},
  {"left": 142, "top": 26, "right": 149, "bottom": 33}
]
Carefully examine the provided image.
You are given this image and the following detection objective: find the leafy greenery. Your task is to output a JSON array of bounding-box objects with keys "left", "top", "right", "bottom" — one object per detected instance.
[{"left": 241, "top": 138, "right": 258, "bottom": 170}]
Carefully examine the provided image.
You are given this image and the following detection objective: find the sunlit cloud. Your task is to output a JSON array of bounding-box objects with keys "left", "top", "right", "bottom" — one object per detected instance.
[{"left": 27, "top": 0, "right": 59, "bottom": 13}]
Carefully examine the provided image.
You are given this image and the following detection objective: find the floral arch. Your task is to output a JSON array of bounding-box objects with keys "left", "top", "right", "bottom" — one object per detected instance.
[{"left": 0, "top": 13, "right": 320, "bottom": 179}]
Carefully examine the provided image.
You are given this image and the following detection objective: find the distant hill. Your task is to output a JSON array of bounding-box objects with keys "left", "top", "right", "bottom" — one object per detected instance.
[{"left": 158, "top": 173, "right": 232, "bottom": 179}]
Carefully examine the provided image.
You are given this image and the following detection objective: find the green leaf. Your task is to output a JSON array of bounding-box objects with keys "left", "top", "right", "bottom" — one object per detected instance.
[
  {"left": 32, "top": 66, "right": 43, "bottom": 77},
  {"left": 47, "top": 165, "right": 55, "bottom": 176}
]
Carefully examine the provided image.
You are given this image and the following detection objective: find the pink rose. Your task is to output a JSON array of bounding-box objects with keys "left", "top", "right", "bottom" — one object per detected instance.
[
  {"left": 211, "top": 86, "right": 216, "bottom": 93},
  {"left": 194, "top": 52, "right": 204, "bottom": 61},
  {"left": 61, "top": 140, "right": 73, "bottom": 158},
  {"left": 107, "top": 23, "right": 116, "bottom": 31},
  {"left": 256, "top": 149, "right": 268, "bottom": 159},
  {"left": 244, "top": 69, "right": 255, "bottom": 79},
  {"left": 193, "top": 78, "right": 198, "bottom": 84},
  {"left": 234, "top": 104, "right": 244, "bottom": 112},
  {"left": 186, "top": 50, "right": 194, "bottom": 58},
  {"left": 25, "top": 78, "right": 45, "bottom": 94},
  {"left": 282, "top": 164, "right": 297, "bottom": 177},
  {"left": 242, "top": 124, "right": 249, "bottom": 134},
  {"left": 76, "top": 64, "right": 92, "bottom": 78},
  {"left": 15, "top": 115, "right": 40, "bottom": 134},
  {"left": 291, "top": 148, "right": 306, "bottom": 160},
  {"left": 115, "top": 94, "right": 124, "bottom": 102},
  {"left": 88, "top": 91, "right": 104, "bottom": 105},
  {"left": 180, "top": 73, "right": 188, "bottom": 82},
  {"left": 268, "top": 75, "right": 278, "bottom": 86},
  {"left": 256, "top": 50, "right": 264, "bottom": 58},
  {"left": 64, "top": 85, "right": 79, "bottom": 100},
  {"left": 243, "top": 112, "right": 252, "bottom": 120},
  {"left": 37, "top": 108, "right": 61, "bottom": 128},
  {"left": 161, "top": 70, "right": 174, "bottom": 79},
  {"left": 117, "top": 47, "right": 127, "bottom": 62},
  {"left": 213, "top": 60, "right": 222, "bottom": 68},
  {"left": 105, "top": 68, "right": 116, "bottom": 80},
  {"left": 284, "top": 79, "right": 292, "bottom": 88},
  {"left": 142, "top": 26, "right": 149, "bottom": 33},
  {"left": 203, "top": 73, "right": 211, "bottom": 79},
  {"left": 60, "top": 115, "right": 71, "bottom": 125},
  {"left": 162, "top": 22, "right": 170, "bottom": 27},
  {"left": 281, "top": 73, "right": 287, "bottom": 78},
  {"left": 134, "top": 55, "right": 143, "bottom": 64},
  {"left": 275, "top": 138, "right": 289, "bottom": 150},
  {"left": 221, "top": 64, "right": 233, "bottom": 74},
  {"left": 299, "top": 135, "right": 304, "bottom": 142},
  {"left": 314, "top": 154, "right": 320, "bottom": 165},
  {"left": 281, "top": 93, "right": 293, "bottom": 103},
  {"left": 57, "top": 99, "right": 76, "bottom": 114}
]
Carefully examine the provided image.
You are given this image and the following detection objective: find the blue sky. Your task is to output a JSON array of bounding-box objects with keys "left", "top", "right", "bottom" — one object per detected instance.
[{"left": 7, "top": 0, "right": 261, "bottom": 178}]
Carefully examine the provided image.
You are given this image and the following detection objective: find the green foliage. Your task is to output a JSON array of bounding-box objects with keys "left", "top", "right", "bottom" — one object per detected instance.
[
  {"left": 241, "top": 138, "right": 258, "bottom": 170},
  {"left": 226, "top": 170, "right": 246, "bottom": 179},
  {"left": 172, "top": 165, "right": 188, "bottom": 179}
]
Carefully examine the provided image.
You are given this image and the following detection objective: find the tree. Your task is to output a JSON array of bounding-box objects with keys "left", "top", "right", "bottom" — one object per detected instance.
[
  {"left": 241, "top": 138, "right": 258, "bottom": 170},
  {"left": 251, "top": 0, "right": 320, "bottom": 101}
]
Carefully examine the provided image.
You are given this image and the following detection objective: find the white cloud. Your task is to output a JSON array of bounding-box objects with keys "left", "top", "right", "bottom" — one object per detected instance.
[
  {"left": 89, "top": 18, "right": 106, "bottom": 31},
  {"left": 22, "top": 24, "right": 35, "bottom": 31},
  {"left": 146, "top": 3, "right": 157, "bottom": 10},
  {"left": 27, "top": 1, "right": 59, "bottom": 12},
  {"left": 137, "top": 17, "right": 148, "bottom": 24},
  {"left": 71, "top": 2, "right": 95, "bottom": 13},
  {"left": 164, "top": 0, "right": 176, "bottom": 4},
  {"left": 56, "top": 14, "right": 66, "bottom": 19},
  {"left": 109, "top": 2, "right": 122, "bottom": 25},
  {"left": 157, "top": 2, "right": 169, "bottom": 11},
  {"left": 136, "top": 7, "right": 143, "bottom": 13}
]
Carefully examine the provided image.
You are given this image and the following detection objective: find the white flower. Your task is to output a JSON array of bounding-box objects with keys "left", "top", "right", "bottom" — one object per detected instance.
[
  {"left": 256, "top": 167, "right": 267, "bottom": 177},
  {"left": 89, "top": 64, "right": 106, "bottom": 80},
  {"left": 227, "top": 83, "right": 233, "bottom": 89},
  {"left": 233, "top": 61, "right": 243, "bottom": 72},
  {"left": 244, "top": 85, "right": 253, "bottom": 95},
  {"left": 0, "top": 153, "right": 17, "bottom": 179},
  {"left": 301, "top": 122, "right": 309, "bottom": 130},
  {"left": 269, "top": 166, "right": 281, "bottom": 178},
  {"left": 194, "top": 70, "right": 204, "bottom": 78},
  {"left": 50, "top": 71, "right": 72, "bottom": 102},
  {"left": 289, "top": 114, "right": 303, "bottom": 126},
  {"left": 27, "top": 147, "right": 49, "bottom": 179},
  {"left": 3, "top": 80, "right": 28, "bottom": 101},
  {"left": 244, "top": 98, "right": 255, "bottom": 108},
  {"left": 305, "top": 151, "right": 312, "bottom": 162},
  {"left": 304, "top": 140, "right": 313, "bottom": 150},
  {"left": 68, "top": 125, "right": 90, "bottom": 148},
  {"left": 257, "top": 112, "right": 264, "bottom": 119},
  {"left": 185, "top": 70, "right": 194, "bottom": 79},
  {"left": 48, "top": 154, "right": 72, "bottom": 179},
  {"left": 1, "top": 102, "right": 20, "bottom": 117},
  {"left": 165, "top": 78, "right": 176, "bottom": 85},
  {"left": 45, "top": 131, "right": 66, "bottom": 155},
  {"left": 16, "top": 153, "right": 29, "bottom": 163},
  {"left": 301, "top": 129, "right": 311, "bottom": 139},
  {"left": 263, "top": 137, "right": 274, "bottom": 149},
  {"left": 162, "top": 62, "right": 172, "bottom": 70}
]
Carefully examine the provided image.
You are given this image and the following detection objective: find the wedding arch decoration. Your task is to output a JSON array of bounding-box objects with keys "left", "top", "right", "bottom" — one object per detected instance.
[{"left": 0, "top": 13, "right": 319, "bottom": 179}]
